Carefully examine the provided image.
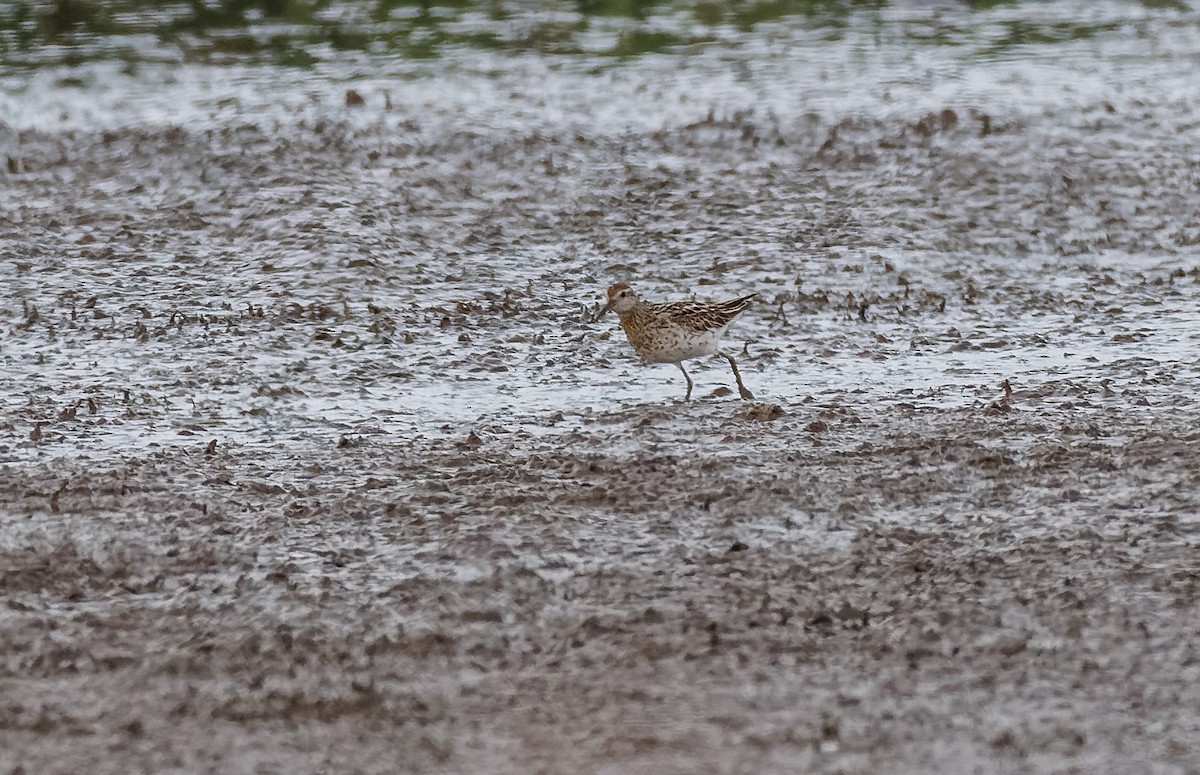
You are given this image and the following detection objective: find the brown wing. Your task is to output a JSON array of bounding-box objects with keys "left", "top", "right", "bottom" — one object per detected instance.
[{"left": 654, "top": 294, "right": 756, "bottom": 333}]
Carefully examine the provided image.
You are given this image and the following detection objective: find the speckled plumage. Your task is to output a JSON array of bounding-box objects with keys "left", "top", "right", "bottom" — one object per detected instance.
[{"left": 601, "top": 282, "right": 756, "bottom": 400}]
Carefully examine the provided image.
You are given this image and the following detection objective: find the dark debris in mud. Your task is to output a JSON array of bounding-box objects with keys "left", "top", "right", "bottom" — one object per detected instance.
[{"left": 3, "top": 38, "right": 1200, "bottom": 775}]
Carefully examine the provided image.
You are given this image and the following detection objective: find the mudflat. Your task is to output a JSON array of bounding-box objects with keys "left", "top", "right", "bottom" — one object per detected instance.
[{"left": 2, "top": 3, "right": 1200, "bottom": 773}]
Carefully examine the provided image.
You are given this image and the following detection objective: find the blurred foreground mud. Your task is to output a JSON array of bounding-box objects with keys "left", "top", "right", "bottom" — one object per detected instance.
[{"left": 3, "top": 9, "right": 1200, "bottom": 771}]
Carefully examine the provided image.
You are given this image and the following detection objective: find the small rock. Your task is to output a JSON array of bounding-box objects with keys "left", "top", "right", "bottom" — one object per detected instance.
[
  {"left": 983, "top": 400, "right": 1011, "bottom": 416},
  {"left": 984, "top": 630, "right": 1029, "bottom": 657},
  {"left": 742, "top": 403, "right": 785, "bottom": 422}
]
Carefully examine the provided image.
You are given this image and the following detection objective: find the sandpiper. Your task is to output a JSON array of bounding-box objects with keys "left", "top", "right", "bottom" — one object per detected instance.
[{"left": 599, "top": 282, "right": 756, "bottom": 401}]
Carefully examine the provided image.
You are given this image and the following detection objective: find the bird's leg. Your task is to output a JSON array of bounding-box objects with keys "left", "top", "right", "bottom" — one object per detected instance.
[
  {"left": 721, "top": 352, "right": 754, "bottom": 400},
  {"left": 677, "top": 362, "right": 693, "bottom": 401}
]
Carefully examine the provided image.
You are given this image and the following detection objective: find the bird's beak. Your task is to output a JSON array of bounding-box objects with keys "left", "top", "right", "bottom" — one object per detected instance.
[{"left": 599, "top": 301, "right": 613, "bottom": 317}]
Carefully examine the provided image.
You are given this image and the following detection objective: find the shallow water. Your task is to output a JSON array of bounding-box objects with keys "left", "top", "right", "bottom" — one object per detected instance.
[{"left": 3, "top": 2, "right": 1200, "bottom": 773}]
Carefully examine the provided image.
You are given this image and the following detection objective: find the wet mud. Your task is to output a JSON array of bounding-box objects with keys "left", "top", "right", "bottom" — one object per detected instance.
[{"left": 3, "top": 4, "right": 1200, "bottom": 773}]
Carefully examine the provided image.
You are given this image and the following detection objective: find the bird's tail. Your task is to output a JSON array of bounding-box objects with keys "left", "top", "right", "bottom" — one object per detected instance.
[{"left": 719, "top": 293, "right": 757, "bottom": 316}]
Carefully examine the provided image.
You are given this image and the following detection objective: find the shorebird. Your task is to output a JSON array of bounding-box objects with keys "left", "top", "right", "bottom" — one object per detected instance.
[{"left": 599, "top": 282, "right": 756, "bottom": 401}]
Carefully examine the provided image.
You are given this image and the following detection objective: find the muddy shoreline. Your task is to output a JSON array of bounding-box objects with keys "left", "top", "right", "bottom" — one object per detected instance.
[
  {"left": 4, "top": 396, "right": 1200, "bottom": 773},
  {"left": 4, "top": 4, "right": 1200, "bottom": 771}
]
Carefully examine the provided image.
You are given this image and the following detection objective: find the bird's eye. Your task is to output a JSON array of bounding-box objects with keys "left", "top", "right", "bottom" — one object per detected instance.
[{"left": 619, "top": 291, "right": 627, "bottom": 297}]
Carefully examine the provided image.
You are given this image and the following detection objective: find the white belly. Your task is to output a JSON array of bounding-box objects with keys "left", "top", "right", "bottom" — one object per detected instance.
[{"left": 638, "top": 325, "right": 728, "bottom": 363}]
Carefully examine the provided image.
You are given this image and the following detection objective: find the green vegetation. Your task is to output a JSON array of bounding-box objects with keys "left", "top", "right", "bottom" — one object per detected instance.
[{"left": 0, "top": 0, "right": 1191, "bottom": 68}]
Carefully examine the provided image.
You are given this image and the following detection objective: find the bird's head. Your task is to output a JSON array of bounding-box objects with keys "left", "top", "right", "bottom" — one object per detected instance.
[{"left": 601, "top": 282, "right": 639, "bottom": 315}]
